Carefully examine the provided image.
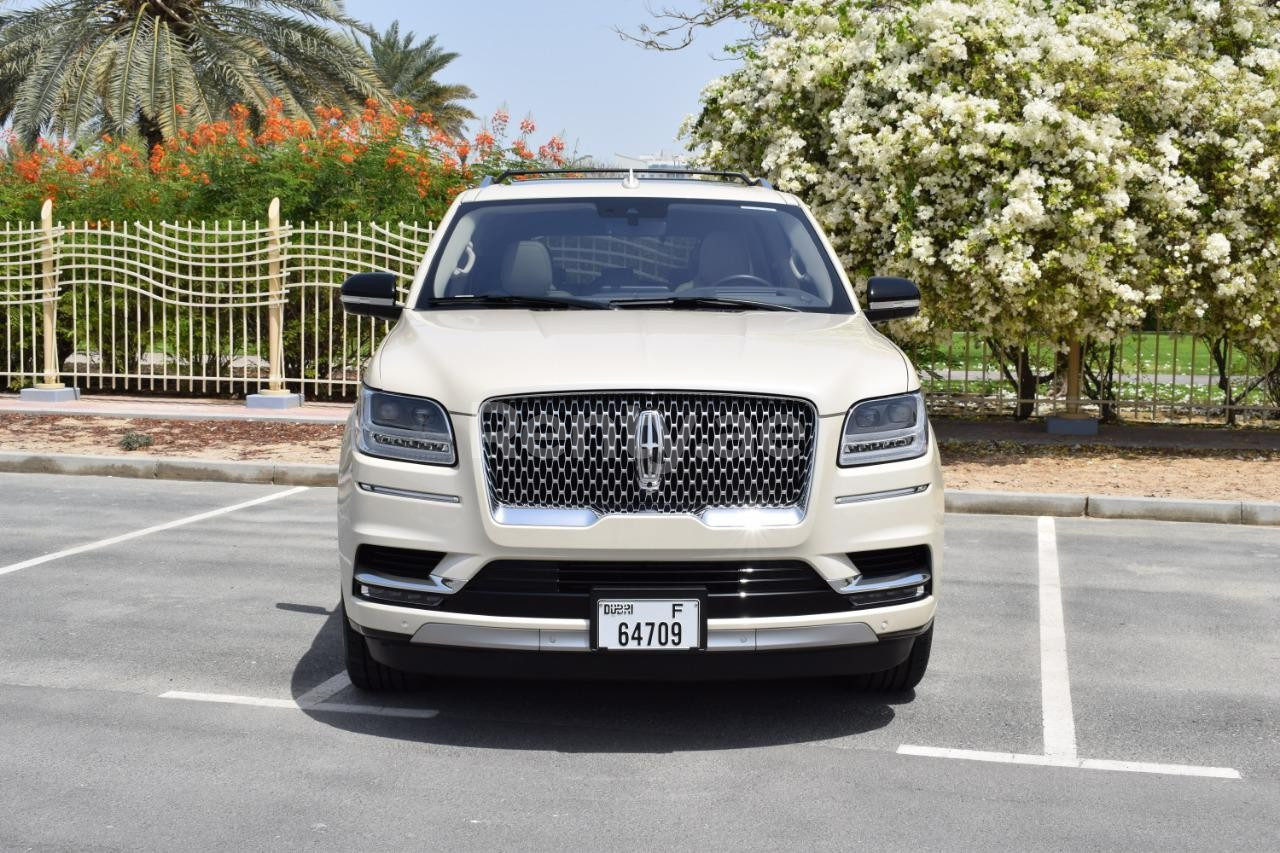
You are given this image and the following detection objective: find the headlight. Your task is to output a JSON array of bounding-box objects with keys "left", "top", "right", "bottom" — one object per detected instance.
[
  {"left": 357, "top": 386, "right": 456, "bottom": 465},
  {"left": 839, "top": 391, "right": 928, "bottom": 466}
]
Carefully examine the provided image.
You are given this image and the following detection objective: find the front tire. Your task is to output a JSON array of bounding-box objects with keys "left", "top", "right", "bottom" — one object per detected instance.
[
  {"left": 851, "top": 624, "right": 932, "bottom": 692},
  {"left": 342, "top": 603, "right": 410, "bottom": 692}
]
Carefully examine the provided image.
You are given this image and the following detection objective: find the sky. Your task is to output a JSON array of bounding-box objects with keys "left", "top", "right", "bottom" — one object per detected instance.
[{"left": 352, "top": 0, "right": 749, "bottom": 164}]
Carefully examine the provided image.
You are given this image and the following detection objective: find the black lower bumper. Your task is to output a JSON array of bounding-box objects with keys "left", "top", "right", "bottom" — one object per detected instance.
[{"left": 360, "top": 623, "right": 930, "bottom": 681}]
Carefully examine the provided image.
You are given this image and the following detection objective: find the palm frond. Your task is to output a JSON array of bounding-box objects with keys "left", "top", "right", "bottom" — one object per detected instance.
[{"left": 1, "top": 0, "right": 394, "bottom": 144}]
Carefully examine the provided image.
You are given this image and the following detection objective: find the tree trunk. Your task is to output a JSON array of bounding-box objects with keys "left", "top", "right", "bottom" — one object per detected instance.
[
  {"left": 1014, "top": 348, "right": 1036, "bottom": 419},
  {"left": 138, "top": 112, "right": 166, "bottom": 152},
  {"left": 1083, "top": 338, "right": 1119, "bottom": 423},
  {"left": 989, "top": 339, "right": 1038, "bottom": 420},
  {"left": 1208, "top": 334, "right": 1236, "bottom": 426}
]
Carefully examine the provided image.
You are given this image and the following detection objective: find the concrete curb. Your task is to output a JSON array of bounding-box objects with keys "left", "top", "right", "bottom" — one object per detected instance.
[
  {"left": 943, "top": 489, "right": 1280, "bottom": 527},
  {"left": 2, "top": 451, "right": 1278, "bottom": 526},
  {"left": 944, "top": 490, "right": 1087, "bottom": 518},
  {"left": 0, "top": 451, "right": 338, "bottom": 487}
]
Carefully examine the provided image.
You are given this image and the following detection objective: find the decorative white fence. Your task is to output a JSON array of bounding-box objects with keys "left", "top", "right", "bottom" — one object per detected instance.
[
  {"left": 2, "top": 198, "right": 432, "bottom": 398},
  {"left": 2, "top": 198, "right": 1276, "bottom": 422}
]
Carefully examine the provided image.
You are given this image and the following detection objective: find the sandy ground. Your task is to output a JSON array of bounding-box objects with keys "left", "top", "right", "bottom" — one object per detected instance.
[
  {"left": 1, "top": 414, "right": 1278, "bottom": 501},
  {"left": 940, "top": 441, "right": 1280, "bottom": 501},
  {"left": 0, "top": 414, "right": 344, "bottom": 465}
]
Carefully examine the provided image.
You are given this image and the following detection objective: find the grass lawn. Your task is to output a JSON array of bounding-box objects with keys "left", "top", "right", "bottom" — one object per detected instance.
[{"left": 910, "top": 331, "right": 1253, "bottom": 378}]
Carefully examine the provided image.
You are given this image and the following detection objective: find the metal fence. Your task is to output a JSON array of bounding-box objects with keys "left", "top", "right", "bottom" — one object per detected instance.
[
  {"left": 2, "top": 199, "right": 1277, "bottom": 422},
  {"left": 2, "top": 199, "right": 431, "bottom": 399},
  {"left": 906, "top": 333, "right": 1280, "bottom": 424}
]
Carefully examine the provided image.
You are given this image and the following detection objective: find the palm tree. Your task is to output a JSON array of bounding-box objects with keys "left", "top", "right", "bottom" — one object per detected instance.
[
  {"left": 0, "top": 0, "right": 390, "bottom": 149},
  {"left": 367, "top": 21, "right": 474, "bottom": 136}
]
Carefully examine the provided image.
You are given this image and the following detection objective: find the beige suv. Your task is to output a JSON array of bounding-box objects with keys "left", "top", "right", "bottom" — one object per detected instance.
[{"left": 337, "top": 169, "right": 943, "bottom": 691}]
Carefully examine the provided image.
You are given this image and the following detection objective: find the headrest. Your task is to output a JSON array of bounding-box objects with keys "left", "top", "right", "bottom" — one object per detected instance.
[
  {"left": 696, "top": 230, "right": 751, "bottom": 284},
  {"left": 500, "top": 240, "right": 554, "bottom": 296}
]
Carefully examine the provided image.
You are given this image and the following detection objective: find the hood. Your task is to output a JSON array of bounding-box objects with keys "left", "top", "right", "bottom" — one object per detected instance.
[{"left": 366, "top": 310, "right": 914, "bottom": 417}]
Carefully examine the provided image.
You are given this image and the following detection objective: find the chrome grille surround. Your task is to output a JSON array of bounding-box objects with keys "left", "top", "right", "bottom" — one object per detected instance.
[{"left": 478, "top": 391, "right": 817, "bottom": 519}]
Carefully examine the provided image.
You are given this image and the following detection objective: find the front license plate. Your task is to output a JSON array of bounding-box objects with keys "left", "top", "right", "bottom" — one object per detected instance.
[{"left": 595, "top": 599, "right": 701, "bottom": 651}]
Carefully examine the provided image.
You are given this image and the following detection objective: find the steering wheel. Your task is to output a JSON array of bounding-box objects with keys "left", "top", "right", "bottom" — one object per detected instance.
[{"left": 707, "top": 273, "right": 773, "bottom": 289}]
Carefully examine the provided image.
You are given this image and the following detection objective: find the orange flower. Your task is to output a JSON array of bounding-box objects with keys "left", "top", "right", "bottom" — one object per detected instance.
[
  {"left": 14, "top": 154, "right": 41, "bottom": 182},
  {"left": 339, "top": 152, "right": 355, "bottom": 164}
]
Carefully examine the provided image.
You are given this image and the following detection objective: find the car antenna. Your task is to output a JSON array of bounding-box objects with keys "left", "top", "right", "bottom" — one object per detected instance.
[{"left": 622, "top": 168, "right": 639, "bottom": 189}]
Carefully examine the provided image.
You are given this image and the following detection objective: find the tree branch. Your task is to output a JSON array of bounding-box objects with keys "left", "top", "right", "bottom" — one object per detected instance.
[{"left": 614, "top": 1, "right": 764, "bottom": 51}]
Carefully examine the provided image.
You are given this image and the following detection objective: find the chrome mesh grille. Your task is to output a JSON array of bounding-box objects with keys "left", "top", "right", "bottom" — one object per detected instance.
[{"left": 479, "top": 392, "right": 816, "bottom": 514}]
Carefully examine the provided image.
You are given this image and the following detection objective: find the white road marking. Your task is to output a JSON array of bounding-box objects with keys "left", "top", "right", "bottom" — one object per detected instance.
[
  {"left": 294, "top": 672, "right": 352, "bottom": 707},
  {"left": 0, "top": 486, "right": 309, "bottom": 577},
  {"left": 896, "top": 745, "right": 1240, "bottom": 780},
  {"left": 161, "top": 691, "right": 298, "bottom": 709},
  {"left": 897, "top": 516, "right": 1241, "bottom": 781},
  {"left": 161, "top": 690, "right": 439, "bottom": 719},
  {"left": 1037, "top": 515, "right": 1077, "bottom": 760}
]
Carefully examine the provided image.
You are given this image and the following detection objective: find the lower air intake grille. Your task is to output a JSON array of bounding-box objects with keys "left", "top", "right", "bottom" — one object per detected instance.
[
  {"left": 440, "top": 560, "right": 851, "bottom": 620},
  {"left": 354, "top": 545, "right": 445, "bottom": 580},
  {"left": 847, "top": 545, "right": 931, "bottom": 577}
]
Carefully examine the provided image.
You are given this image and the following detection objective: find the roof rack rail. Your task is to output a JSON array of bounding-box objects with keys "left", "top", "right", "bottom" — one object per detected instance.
[{"left": 481, "top": 168, "right": 773, "bottom": 189}]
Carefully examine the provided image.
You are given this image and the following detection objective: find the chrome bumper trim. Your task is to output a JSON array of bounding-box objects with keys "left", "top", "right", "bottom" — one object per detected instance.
[
  {"left": 358, "top": 482, "right": 460, "bottom": 504},
  {"left": 492, "top": 505, "right": 600, "bottom": 528},
  {"left": 355, "top": 570, "right": 459, "bottom": 596},
  {"left": 412, "top": 623, "right": 539, "bottom": 650},
  {"left": 832, "top": 570, "right": 931, "bottom": 595},
  {"left": 755, "top": 622, "right": 877, "bottom": 650},
  {"left": 833, "top": 484, "right": 929, "bottom": 505},
  {"left": 409, "top": 621, "right": 879, "bottom": 652},
  {"left": 698, "top": 506, "right": 805, "bottom": 528},
  {"left": 490, "top": 504, "right": 805, "bottom": 529}
]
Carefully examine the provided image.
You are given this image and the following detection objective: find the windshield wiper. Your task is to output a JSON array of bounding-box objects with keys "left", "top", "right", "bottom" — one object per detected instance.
[
  {"left": 608, "top": 296, "right": 799, "bottom": 312},
  {"left": 422, "top": 294, "right": 610, "bottom": 310}
]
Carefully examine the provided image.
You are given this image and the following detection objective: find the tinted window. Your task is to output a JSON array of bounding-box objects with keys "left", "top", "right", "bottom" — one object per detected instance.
[{"left": 418, "top": 198, "right": 854, "bottom": 313}]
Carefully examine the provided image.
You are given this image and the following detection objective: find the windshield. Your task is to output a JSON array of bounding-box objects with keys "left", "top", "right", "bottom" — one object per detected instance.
[{"left": 416, "top": 197, "right": 855, "bottom": 313}]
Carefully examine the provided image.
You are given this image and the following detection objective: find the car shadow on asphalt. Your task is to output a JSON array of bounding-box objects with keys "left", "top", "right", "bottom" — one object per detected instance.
[{"left": 289, "top": 608, "right": 907, "bottom": 754}]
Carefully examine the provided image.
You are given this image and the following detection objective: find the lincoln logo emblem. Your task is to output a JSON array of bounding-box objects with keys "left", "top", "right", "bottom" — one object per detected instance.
[{"left": 631, "top": 409, "right": 670, "bottom": 492}]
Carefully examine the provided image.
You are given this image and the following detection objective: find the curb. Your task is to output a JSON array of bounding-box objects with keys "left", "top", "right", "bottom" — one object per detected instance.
[
  {"left": 2, "top": 451, "right": 1277, "bottom": 527},
  {"left": 0, "top": 451, "right": 337, "bottom": 487},
  {"left": 2, "top": 404, "right": 348, "bottom": 425},
  {"left": 943, "top": 489, "right": 1280, "bottom": 527}
]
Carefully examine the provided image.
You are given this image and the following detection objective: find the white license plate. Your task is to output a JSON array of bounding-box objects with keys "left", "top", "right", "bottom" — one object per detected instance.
[{"left": 596, "top": 598, "right": 701, "bottom": 651}]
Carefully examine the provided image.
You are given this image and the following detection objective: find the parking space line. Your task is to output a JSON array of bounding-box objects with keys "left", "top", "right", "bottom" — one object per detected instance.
[
  {"left": 294, "top": 672, "right": 352, "bottom": 707},
  {"left": 160, "top": 690, "right": 438, "bottom": 719},
  {"left": 896, "top": 745, "right": 1241, "bottom": 780},
  {"left": 161, "top": 691, "right": 299, "bottom": 709},
  {"left": 898, "top": 515, "right": 1242, "bottom": 781},
  {"left": 0, "top": 486, "right": 309, "bottom": 577},
  {"left": 1037, "top": 516, "right": 1077, "bottom": 760}
]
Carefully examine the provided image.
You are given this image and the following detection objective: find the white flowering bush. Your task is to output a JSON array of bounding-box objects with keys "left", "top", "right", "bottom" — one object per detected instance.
[{"left": 686, "top": 0, "right": 1280, "bottom": 412}]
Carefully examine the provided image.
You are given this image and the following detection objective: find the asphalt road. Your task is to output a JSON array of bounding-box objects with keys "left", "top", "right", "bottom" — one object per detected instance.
[{"left": 0, "top": 472, "right": 1276, "bottom": 851}]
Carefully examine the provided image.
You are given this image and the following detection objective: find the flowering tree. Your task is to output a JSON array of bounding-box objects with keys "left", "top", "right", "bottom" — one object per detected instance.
[
  {"left": 0, "top": 102, "right": 568, "bottom": 223},
  {"left": 1135, "top": 2, "right": 1280, "bottom": 420},
  {"left": 685, "top": 0, "right": 1280, "bottom": 417}
]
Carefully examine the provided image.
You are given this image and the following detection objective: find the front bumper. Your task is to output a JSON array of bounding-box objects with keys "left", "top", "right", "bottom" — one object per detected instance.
[
  {"left": 356, "top": 620, "right": 932, "bottom": 680},
  {"left": 338, "top": 412, "right": 944, "bottom": 667}
]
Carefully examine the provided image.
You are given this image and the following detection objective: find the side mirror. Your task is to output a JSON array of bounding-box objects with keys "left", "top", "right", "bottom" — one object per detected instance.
[
  {"left": 864, "top": 276, "right": 920, "bottom": 323},
  {"left": 341, "top": 272, "right": 402, "bottom": 320}
]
